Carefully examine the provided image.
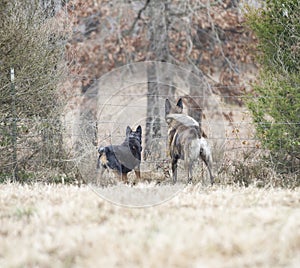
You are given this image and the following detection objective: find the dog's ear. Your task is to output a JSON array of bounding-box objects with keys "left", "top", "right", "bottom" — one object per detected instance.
[
  {"left": 176, "top": 98, "right": 183, "bottom": 112},
  {"left": 136, "top": 125, "right": 142, "bottom": 136},
  {"left": 165, "top": 99, "right": 171, "bottom": 116},
  {"left": 126, "top": 126, "right": 132, "bottom": 136}
]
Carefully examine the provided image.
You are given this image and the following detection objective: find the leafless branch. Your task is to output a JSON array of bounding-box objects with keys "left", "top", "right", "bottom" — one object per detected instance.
[{"left": 123, "top": 0, "right": 151, "bottom": 35}]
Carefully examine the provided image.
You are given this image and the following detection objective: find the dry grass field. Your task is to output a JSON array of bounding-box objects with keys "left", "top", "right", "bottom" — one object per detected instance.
[{"left": 0, "top": 182, "right": 299, "bottom": 268}]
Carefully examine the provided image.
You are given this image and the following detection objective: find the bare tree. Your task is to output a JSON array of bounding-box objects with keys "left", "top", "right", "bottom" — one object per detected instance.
[{"left": 66, "top": 0, "right": 256, "bottom": 161}]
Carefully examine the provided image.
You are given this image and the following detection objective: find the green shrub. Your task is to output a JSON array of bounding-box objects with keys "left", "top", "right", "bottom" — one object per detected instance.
[{"left": 246, "top": 0, "right": 300, "bottom": 175}]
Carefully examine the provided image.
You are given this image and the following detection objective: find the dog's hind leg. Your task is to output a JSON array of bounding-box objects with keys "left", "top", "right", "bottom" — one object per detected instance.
[
  {"left": 199, "top": 138, "right": 214, "bottom": 185},
  {"left": 187, "top": 161, "right": 193, "bottom": 184},
  {"left": 200, "top": 150, "right": 214, "bottom": 185},
  {"left": 171, "top": 157, "right": 178, "bottom": 184}
]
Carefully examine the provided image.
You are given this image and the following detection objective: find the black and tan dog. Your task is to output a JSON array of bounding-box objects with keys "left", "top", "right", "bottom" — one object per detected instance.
[
  {"left": 165, "top": 98, "right": 214, "bottom": 184},
  {"left": 97, "top": 125, "right": 142, "bottom": 183}
]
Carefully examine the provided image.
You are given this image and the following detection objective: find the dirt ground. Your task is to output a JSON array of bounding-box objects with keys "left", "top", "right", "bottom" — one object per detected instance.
[{"left": 0, "top": 183, "right": 299, "bottom": 268}]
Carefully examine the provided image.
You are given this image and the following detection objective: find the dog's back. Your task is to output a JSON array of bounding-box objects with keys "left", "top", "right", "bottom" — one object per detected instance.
[
  {"left": 165, "top": 99, "right": 202, "bottom": 161},
  {"left": 97, "top": 125, "right": 142, "bottom": 182},
  {"left": 165, "top": 98, "right": 214, "bottom": 184},
  {"left": 169, "top": 121, "right": 200, "bottom": 161}
]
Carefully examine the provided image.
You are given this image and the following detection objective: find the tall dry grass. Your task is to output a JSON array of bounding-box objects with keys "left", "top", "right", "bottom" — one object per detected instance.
[{"left": 0, "top": 183, "right": 299, "bottom": 267}]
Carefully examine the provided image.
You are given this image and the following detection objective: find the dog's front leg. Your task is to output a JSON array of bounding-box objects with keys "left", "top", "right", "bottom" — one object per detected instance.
[
  {"left": 130, "top": 167, "right": 140, "bottom": 186},
  {"left": 121, "top": 173, "right": 130, "bottom": 184},
  {"left": 98, "top": 165, "right": 105, "bottom": 176},
  {"left": 134, "top": 166, "right": 141, "bottom": 180}
]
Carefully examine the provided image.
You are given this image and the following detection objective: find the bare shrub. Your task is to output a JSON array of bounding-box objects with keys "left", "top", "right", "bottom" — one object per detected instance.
[
  {"left": 0, "top": 0, "right": 74, "bottom": 182},
  {"left": 219, "top": 149, "right": 299, "bottom": 188}
]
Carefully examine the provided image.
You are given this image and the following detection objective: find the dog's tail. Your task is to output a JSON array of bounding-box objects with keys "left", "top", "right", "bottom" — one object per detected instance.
[
  {"left": 98, "top": 147, "right": 105, "bottom": 155},
  {"left": 97, "top": 147, "right": 106, "bottom": 169},
  {"left": 189, "top": 139, "right": 201, "bottom": 161}
]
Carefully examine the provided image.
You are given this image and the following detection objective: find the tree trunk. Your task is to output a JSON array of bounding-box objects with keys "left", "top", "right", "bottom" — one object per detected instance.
[
  {"left": 144, "top": 63, "right": 161, "bottom": 160},
  {"left": 144, "top": 1, "right": 174, "bottom": 160},
  {"left": 185, "top": 66, "right": 212, "bottom": 137}
]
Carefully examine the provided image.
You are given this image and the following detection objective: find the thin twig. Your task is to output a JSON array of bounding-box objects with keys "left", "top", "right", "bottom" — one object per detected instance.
[{"left": 123, "top": 0, "right": 151, "bottom": 35}]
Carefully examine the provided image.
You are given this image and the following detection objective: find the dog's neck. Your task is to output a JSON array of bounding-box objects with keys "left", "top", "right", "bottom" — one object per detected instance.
[{"left": 122, "top": 136, "right": 140, "bottom": 146}]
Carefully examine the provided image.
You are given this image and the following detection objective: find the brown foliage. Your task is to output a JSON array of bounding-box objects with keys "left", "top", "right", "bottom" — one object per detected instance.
[{"left": 65, "top": 0, "right": 257, "bottom": 99}]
